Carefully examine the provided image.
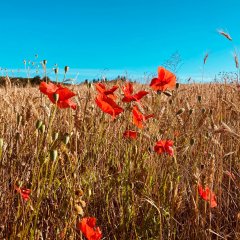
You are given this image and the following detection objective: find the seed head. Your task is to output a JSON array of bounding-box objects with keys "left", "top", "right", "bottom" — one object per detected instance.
[{"left": 64, "top": 66, "right": 69, "bottom": 74}]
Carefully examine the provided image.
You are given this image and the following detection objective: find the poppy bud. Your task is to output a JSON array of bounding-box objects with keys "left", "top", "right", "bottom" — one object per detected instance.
[
  {"left": 74, "top": 204, "right": 84, "bottom": 215},
  {"left": 176, "top": 108, "right": 185, "bottom": 115},
  {"left": 63, "top": 133, "right": 70, "bottom": 144},
  {"left": 23, "top": 60, "right": 26, "bottom": 65},
  {"left": 75, "top": 188, "right": 84, "bottom": 197},
  {"left": 64, "top": 66, "right": 69, "bottom": 73},
  {"left": 53, "top": 93, "right": 59, "bottom": 103},
  {"left": 72, "top": 172, "right": 77, "bottom": 179},
  {"left": 39, "top": 124, "right": 46, "bottom": 133},
  {"left": 43, "top": 60, "right": 47, "bottom": 66},
  {"left": 190, "top": 138, "right": 195, "bottom": 145},
  {"left": 50, "top": 150, "right": 58, "bottom": 161},
  {"left": 148, "top": 147, "right": 154, "bottom": 153},
  {"left": 54, "top": 68, "right": 58, "bottom": 74},
  {"left": 0, "top": 138, "right": 3, "bottom": 149},
  {"left": 15, "top": 132, "right": 20, "bottom": 141},
  {"left": 163, "top": 91, "right": 172, "bottom": 97},
  {"left": 17, "top": 114, "right": 22, "bottom": 126},
  {"left": 157, "top": 90, "right": 162, "bottom": 95},
  {"left": 36, "top": 120, "right": 43, "bottom": 130},
  {"left": 176, "top": 83, "right": 180, "bottom": 89},
  {"left": 189, "top": 109, "right": 194, "bottom": 115},
  {"left": 52, "top": 132, "right": 59, "bottom": 141},
  {"left": 88, "top": 188, "right": 92, "bottom": 197},
  {"left": 197, "top": 95, "right": 202, "bottom": 103}
]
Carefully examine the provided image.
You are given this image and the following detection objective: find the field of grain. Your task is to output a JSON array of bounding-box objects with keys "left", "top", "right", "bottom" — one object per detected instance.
[{"left": 0, "top": 79, "right": 240, "bottom": 239}]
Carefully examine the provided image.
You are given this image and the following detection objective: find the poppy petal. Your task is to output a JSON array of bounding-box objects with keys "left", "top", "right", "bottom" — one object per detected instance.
[
  {"left": 150, "top": 78, "right": 160, "bottom": 90},
  {"left": 95, "top": 94, "right": 123, "bottom": 118},
  {"left": 132, "top": 91, "right": 148, "bottom": 101},
  {"left": 132, "top": 105, "right": 153, "bottom": 129},
  {"left": 56, "top": 87, "right": 76, "bottom": 101},
  {"left": 95, "top": 83, "right": 106, "bottom": 93},
  {"left": 154, "top": 140, "right": 174, "bottom": 156},
  {"left": 78, "top": 217, "right": 102, "bottom": 240},
  {"left": 158, "top": 67, "right": 166, "bottom": 79},
  {"left": 95, "top": 96, "right": 115, "bottom": 116},
  {"left": 57, "top": 99, "right": 77, "bottom": 110},
  {"left": 150, "top": 67, "right": 176, "bottom": 91},
  {"left": 123, "top": 130, "right": 138, "bottom": 139},
  {"left": 122, "top": 82, "right": 133, "bottom": 96},
  {"left": 104, "top": 85, "right": 118, "bottom": 95},
  {"left": 132, "top": 106, "right": 144, "bottom": 128},
  {"left": 198, "top": 184, "right": 217, "bottom": 208},
  {"left": 15, "top": 186, "right": 31, "bottom": 201},
  {"left": 39, "top": 81, "right": 58, "bottom": 95}
]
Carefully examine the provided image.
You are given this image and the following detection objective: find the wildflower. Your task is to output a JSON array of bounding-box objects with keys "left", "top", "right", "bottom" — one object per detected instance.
[
  {"left": 95, "top": 83, "right": 118, "bottom": 100},
  {"left": 95, "top": 94, "right": 123, "bottom": 119},
  {"left": 154, "top": 140, "right": 174, "bottom": 156},
  {"left": 198, "top": 184, "right": 217, "bottom": 208},
  {"left": 123, "top": 130, "right": 138, "bottom": 139},
  {"left": 132, "top": 105, "right": 154, "bottom": 128},
  {"left": 122, "top": 82, "right": 148, "bottom": 102},
  {"left": 15, "top": 186, "right": 31, "bottom": 201},
  {"left": 150, "top": 67, "right": 176, "bottom": 92},
  {"left": 39, "top": 82, "right": 77, "bottom": 110},
  {"left": 78, "top": 217, "right": 102, "bottom": 240}
]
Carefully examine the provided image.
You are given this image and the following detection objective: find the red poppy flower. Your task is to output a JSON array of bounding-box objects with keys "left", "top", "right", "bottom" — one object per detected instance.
[
  {"left": 123, "top": 130, "right": 138, "bottom": 139},
  {"left": 15, "top": 186, "right": 31, "bottom": 201},
  {"left": 78, "top": 217, "right": 102, "bottom": 240},
  {"left": 132, "top": 105, "right": 154, "bottom": 128},
  {"left": 122, "top": 82, "right": 148, "bottom": 102},
  {"left": 154, "top": 140, "right": 174, "bottom": 156},
  {"left": 150, "top": 67, "right": 176, "bottom": 92},
  {"left": 95, "top": 94, "right": 123, "bottom": 119},
  {"left": 39, "top": 82, "right": 77, "bottom": 110},
  {"left": 95, "top": 83, "right": 118, "bottom": 100},
  {"left": 198, "top": 184, "right": 217, "bottom": 208}
]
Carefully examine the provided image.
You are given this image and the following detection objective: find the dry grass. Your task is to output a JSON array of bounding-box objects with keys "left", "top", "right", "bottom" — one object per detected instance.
[{"left": 0, "top": 81, "right": 240, "bottom": 239}]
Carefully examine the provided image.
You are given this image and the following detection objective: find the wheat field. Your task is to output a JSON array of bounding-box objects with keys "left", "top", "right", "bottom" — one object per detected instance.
[{"left": 0, "top": 79, "right": 240, "bottom": 239}]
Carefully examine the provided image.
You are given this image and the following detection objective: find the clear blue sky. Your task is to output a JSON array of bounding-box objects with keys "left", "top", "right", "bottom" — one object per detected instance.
[{"left": 1, "top": 0, "right": 240, "bottom": 82}]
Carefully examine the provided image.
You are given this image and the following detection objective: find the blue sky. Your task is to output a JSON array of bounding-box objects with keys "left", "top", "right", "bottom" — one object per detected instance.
[{"left": 0, "top": 0, "right": 240, "bottom": 82}]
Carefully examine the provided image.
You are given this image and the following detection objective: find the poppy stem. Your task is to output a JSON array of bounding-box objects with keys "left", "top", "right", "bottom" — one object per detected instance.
[{"left": 41, "top": 104, "right": 57, "bottom": 150}]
